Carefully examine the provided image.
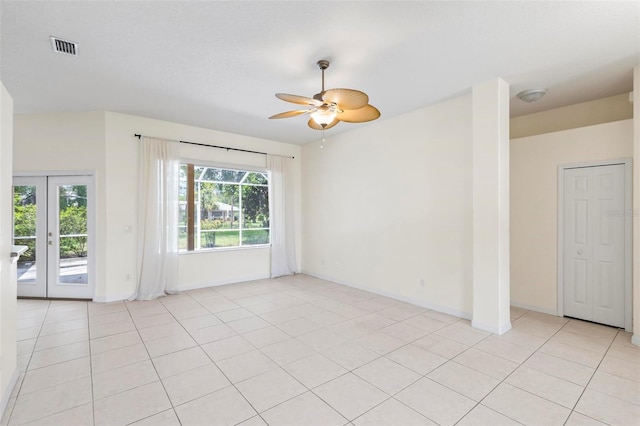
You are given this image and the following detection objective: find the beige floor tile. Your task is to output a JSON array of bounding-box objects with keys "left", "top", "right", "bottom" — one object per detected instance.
[
  {"left": 216, "top": 349, "right": 278, "bottom": 383},
  {"left": 320, "top": 342, "right": 380, "bottom": 370},
  {"left": 227, "top": 316, "right": 272, "bottom": 333},
  {"left": 314, "top": 373, "right": 389, "bottom": 421},
  {"left": 39, "top": 318, "right": 87, "bottom": 337},
  {"left": 216, "top": 308, "right": 256, "bottom": 322},
  {"left": 562, "top": 320, "right": 618, "bottom": 341},
  {"left": 277, "top": 317, "right": 321, "bottom": 337},
  {"left": 189, "top": 323, "right": 237, "bottom": 345},
  {"left": 178, "top": 314, "right": 222, "bottom": 331},
  {"left": 92, "top": 359, "right": 158, "bottom": 400},
  {"left": 28, "top": 341, "right": 89, "bottom": 370},
  {"left": 400, "top": 314, "right": 449, "bottom": 333},
  {"left": 152, "top": 346, "right": 211, "bottom": 379},
  {"left": 236, "top": 368, "right": 306, "bottom": 412},
  {"left": 34, "top": 329, "right": 88, "bottom": 351},
  {"left": 90, "top": 330, "right": 141, "bottom": 355},
  {"left": 162, "top": 364, "right": 230, "bottom": 406},
  {"left": 379, "top": 322, "right": 428, "bottom": 343},
  {"left": 421, "top": 310, "right": 461, "bottom": 324},
  {"left": 201, "top": 335, "right": 255, "bottom": 362},
  {"left": 354, "top": 357, "right": 421, "bottom": 395},
  {"left": 575, "top": 388, "right": 640, "bottom": 426},
  {"left": 605, "top": 343, "right": 640, "bottom": 363},
  {"left": 352, "top": 313, "right": 396, "bottom": 331},
  {"left": 395, "top": 377, "right": 476, "bottom": 426},
  {"left": 16, "top": 327, "right": 40, "bottom": 342},
  {"left": 456, "top": 404, "right": 520, "bottom": 426},
  {"left": 354, "top": 332, "right": 405, "bottom": 355},
  {"left": 261, "top": 391, "right": 346, "bottom": 426},
  {"left": 434, "top": 322, "right": 490, "bottom": 346},
  {"left": 412, "top": 334, "right": 468, "bottom": 359},
  {"left": 91, "top": 342, "right": 149, "bottom": 374},
  {"left": 144, "top": 331, "right": 197, "bottom": 358},
  {"left": 88, "top": 311, "right": 131, "bottom": 327},
  {"left": 20, "top": 402, "right": 93, "bottom": 426},
  {"left": 387, "top": 344, "right": 446, "bottom": 375},
  {"left": 524, "top": 352, "right": 595, "bottom": 386},
  {"left": 20, "top": 356, "right": 90, "bottom": 395},
  {"left": 564, "top": 411, "right": 608, "bottom": 426},
  {"left": 9, "top": 377, "right": 92, "bottom": 425},
  {"left": 352, "top": 398, "right": 435, "bottom": 425},
  {"left": 260, "top": 338, "right": 314, "bottom": 365},
  {"left": 94, "top": 381, "right": 171, "bottom": 426},
  {"left": 599, "top": 354, "right": 640, "bottom": 382},
  {"left": 551, "top": 330, "right": 611, "bottom": 354},
  {"left": 132, "top": 312, "right": 177, "bottom": 330},
  {"left": 539, "top": 340, "right": 604, "bottom": 368},
  {"left": 259, "top": 307, "right": 301, "bottom": 325},
  {"left": 89, "top": 318, "right": 136, "bottom": 339},
  {"left": 307, "top": 310, "right": 348, "bottom": 327},
  {"left": 454, "top": 348, "right": 518, "bottom": 381},
  {"left": 128, "top": 409, "right": 181, "bottom": 426},
  {"left": 482, "top": 383, "right": 570, "bottom": 425},
  {"left": 170, "top": 306, "right": 210, "bottom": 320},
  {"left": 505, "top": 366, "right": 584, "bottom": 408},
  {"left": 88, "top": 301, "right": 126, "bottom": 316},
  {"left": 16, "top": 339, "right": 36, "bottom": 356},
  {"left": 427, "top": 361, "right": 499, "bottom": 401},
  {"left": 174, "top": 386, "right": 256, "bottom": 426},
  {"left": 137, "top": 322, "right": 185, "bottom": 342},
  {"left": 283, "top": 353, "right": 348, "bottom": 388},
  {"left": 2, "top": 396, "right": 16, "bottom": 425},
  {"left": 297, "top": 328, "right": 347, "bottom": 351},
  {"left": 242, "top": 326, "right": 290, "bottom": 348},
  {"left": 474, "top": 338, "right": 536, "bottom": 364},
  {"left": 587, "top": 370, "right": 640, "bottom": 405}
]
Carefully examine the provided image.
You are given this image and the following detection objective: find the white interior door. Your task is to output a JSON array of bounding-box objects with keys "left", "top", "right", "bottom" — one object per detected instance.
[
  {"left": 563, "top": 164, "right": 625, "bottom": 328},
  {"left": 13, "top": 175, "right": 94, "bottom": 299}
]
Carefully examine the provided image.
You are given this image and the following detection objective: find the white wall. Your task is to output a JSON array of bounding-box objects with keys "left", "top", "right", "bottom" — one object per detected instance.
[
  {"left": 0, "top": 81, "right": 18, "bottom": 417},
  {"left": 510, "top": 120, "right": 633, "bottom": 313},
  {"left": 12, "top": 111, "right": 301, "bottom": 301},
  {"left": 104, "top": 112, "right": 301, "bottom": 298},
  {"left": 301, "top": 95, "right": 474, "bottom": 317}
]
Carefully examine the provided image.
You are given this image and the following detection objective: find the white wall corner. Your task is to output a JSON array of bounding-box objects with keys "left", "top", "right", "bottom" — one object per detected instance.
[
  {"left": 0, "top": 368, "right": 18, "bottom": 421},
  {"left": 632, "top": 334, "right": 640, "bottom": 347}
]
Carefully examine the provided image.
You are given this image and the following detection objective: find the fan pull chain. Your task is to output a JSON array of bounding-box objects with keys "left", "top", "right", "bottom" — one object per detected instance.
[{"left": 321, "top": 129, "right": 325, "bottom": 149}]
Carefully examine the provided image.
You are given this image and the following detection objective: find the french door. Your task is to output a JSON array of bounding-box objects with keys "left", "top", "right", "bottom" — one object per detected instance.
[{"left": 13, "top": 175, "right": 94, "bottom": 299}]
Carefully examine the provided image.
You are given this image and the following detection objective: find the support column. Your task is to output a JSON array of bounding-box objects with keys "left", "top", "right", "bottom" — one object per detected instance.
[
  {"left": 472, "top": 78, "right": 511, "bottom": 334},
  {"left": 633, "top": 66, "right": 640, "bottom": 347}
]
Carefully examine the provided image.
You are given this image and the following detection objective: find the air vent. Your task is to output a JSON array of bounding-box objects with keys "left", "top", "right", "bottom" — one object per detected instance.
[{"left": 50, "top": 36, "right": 77, "bottom": 56}]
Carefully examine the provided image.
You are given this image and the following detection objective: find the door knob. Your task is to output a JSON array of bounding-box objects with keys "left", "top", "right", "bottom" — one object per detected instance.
[
  {"left": 577, "top": 249, "right": 583, "bottom": 255},
  {"left": 48, "top": 241, "right": 53, "bottom": 245}
]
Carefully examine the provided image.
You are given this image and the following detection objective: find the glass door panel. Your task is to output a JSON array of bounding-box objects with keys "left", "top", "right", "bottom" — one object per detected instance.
[
  {"left": 47, "top": 176, "right": 93, "bottom": 299},
  {"left": 13, "top": 177, "right": 47, "bottom": 297}
]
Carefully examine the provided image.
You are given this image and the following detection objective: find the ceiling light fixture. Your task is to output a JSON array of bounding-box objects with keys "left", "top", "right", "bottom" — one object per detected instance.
[
  {"left": 269, "top": 60, "right": 380, "bottom": 131},
  {"left": 516, "top": 88, "right": 547, "bottom": 103}
]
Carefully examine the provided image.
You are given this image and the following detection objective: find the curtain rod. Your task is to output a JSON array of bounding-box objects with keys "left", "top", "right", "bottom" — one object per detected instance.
[{"left": 134, "top": 134, "right": 295, "bottom": 159}]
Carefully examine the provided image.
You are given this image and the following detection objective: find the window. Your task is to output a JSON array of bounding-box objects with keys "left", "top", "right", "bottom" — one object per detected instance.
[{"left": 179, "top": 164, "right": 270, "bottom": 251}]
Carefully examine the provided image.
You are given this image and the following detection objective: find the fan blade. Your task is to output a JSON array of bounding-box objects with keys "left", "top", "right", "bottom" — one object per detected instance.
[
  {"left": 322, "top": 88, "right": 369, "bottom": 110},
  {"left": 307, "top": 117, "right": 340, "bottom": 131},
  {"left": 269, "top": 110, "right": 310, "bottom": 119},
  {"left": 337, "top": 104, "right": 380, "bottom": 123},
  {"left": 276, "top": 93, "right": 323, "bottom": 106}
]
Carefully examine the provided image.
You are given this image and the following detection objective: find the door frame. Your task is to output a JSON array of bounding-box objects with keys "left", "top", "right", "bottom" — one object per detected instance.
[
  {"left": 557, "top": 158, "right": 632, "bottom": 331},
  {"left": 13, "top": 170, "right": 96, "bottom": 300}
]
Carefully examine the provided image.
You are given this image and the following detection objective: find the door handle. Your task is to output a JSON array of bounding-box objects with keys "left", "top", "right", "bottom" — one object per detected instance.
[{"left": 48, "top": 241, "right": 53, "bottom": 245}]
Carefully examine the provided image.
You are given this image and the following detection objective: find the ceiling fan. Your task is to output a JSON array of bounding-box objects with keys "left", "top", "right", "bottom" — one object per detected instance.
[{"left": 269, "top": 60, "right": 380, "bottom": 131}]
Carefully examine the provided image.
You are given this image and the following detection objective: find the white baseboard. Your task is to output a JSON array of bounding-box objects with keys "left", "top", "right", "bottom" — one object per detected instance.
[
  {"left": 179, "top": 273, "right": 271, "bottom": 291},
  {"left": 510, "top": 301, "right": 558, "bottom": 316},
  {"left": 472, "top": 319, "right": 512, "bottom": 335},
  {"left": 632, "top": 334, "right": 640, "bottom": 348},
  {"left": 93, "top": 293, "right": 134, "bottom": 303},
  {"left": 302, "top": 271, "right": 472, "bottom": 320},
  {"left": 0, "top": 368, "right": 19, "bottom": 421}
]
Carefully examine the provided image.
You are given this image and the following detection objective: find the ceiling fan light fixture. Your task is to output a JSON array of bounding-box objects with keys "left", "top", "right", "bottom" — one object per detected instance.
[
  {"left": 311, "top": 105, "right": 336, "bottom": 126},
  {"left": 516, "top": 88, "right": 547, "bottom": 103}
]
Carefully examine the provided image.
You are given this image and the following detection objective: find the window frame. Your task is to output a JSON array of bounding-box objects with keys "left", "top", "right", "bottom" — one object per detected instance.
[{"left": 179, "top": 161, "right": 271, "bottom": 253}]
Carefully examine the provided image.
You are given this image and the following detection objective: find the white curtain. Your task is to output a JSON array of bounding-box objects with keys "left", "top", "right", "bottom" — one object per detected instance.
[
  {"left": 131, "top": 137, "right": 180, "bottom": 300},
  {"left": 267, "top": 155, "right": 298, "bottom": 277}
]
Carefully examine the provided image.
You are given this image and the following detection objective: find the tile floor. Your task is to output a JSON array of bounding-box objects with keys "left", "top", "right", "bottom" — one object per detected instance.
[{"left": 2, "top": 274, "right": 639, "bottom": 425}]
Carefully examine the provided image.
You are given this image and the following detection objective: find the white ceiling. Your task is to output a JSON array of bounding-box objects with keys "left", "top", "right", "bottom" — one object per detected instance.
[{"left": 1, "top": 1, "right": 639, "bottom": 145}]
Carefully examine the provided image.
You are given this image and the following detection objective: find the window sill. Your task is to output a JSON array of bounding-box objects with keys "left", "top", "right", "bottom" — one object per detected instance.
[{"left": 179, "top": 244, "right": 271, "bottom": 255}]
